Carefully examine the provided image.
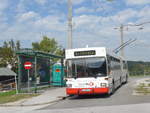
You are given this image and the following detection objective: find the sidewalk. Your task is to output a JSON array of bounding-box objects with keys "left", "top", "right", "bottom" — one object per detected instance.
[{"left": 1, "top": 87, "right": 67, "bottom": 106}]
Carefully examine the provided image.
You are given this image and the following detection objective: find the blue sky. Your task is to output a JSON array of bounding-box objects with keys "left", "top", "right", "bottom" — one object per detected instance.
[{"left": 0, "top": 0, "right": 150, "bottom": 61}]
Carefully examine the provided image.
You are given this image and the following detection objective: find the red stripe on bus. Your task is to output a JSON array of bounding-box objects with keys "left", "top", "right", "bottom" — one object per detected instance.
[
  {"left": 66, "top": 88, "right": 79, "bottom": 95},
  {"left": 66, "top": 88, "right": 109, "bottom": 95}
]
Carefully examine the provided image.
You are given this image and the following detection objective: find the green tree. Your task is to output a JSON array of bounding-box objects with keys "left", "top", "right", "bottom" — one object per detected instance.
[
  {"left": 0, "top": 40, "right": 21, "bottom": 72},
  {"left": 0, "top": 47, "right": 13, "bottom": 67},
  {"left": 3, "top": 41, "right": 8, "bottom": 48},
  {"left": 9, "top": 39, "right": 15, "bottom": 51},
  {"left": 32, "top": 36, "right": 63, "bottom": 56},
  {"left": 16, "top": 40, "right": 21, "bottom": 50}
]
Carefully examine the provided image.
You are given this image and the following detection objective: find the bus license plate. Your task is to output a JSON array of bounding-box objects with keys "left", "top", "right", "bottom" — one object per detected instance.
[{"left": 82, "top": 89, "right": 91, "bottom": 91}]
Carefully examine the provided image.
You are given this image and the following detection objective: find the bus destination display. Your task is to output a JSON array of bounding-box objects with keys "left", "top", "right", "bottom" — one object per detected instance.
[{"left": 74, "top": 50, "right": 96, "bottom": 56}]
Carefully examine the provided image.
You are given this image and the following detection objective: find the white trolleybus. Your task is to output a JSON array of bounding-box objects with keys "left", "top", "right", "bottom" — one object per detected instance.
[{"left": 65, "top": 47, "right": 128, "bottom": 95}]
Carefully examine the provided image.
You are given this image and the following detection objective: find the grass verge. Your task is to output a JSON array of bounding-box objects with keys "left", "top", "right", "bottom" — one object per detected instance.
[
  {"left": 0, "top": 90, "right": 39, "bottom": 104},
  {"left": 135, "top": 82, "right": 150, "bottom": 95}
]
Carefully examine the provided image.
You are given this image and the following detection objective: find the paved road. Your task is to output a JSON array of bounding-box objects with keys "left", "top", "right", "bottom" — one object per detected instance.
[
  {"left": 42, "top": 76, "right": 150, "bottom": 110},
  {"left": 0, "top": 76, "right": 150, "bottom": 113}
]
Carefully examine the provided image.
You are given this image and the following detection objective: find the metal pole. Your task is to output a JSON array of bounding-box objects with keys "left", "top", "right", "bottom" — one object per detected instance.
[
  {"left": 15, "top": 75, "right": 18, "bottom": 94},
  {"left": 68, "top": 0, "right": 73, "bottom": 49},
  {"left": 34, "top": 55, "right": 37, "bottom": 93},
  {"left": 49, "top": 59, "right": 51, "bottom": 87},
  {"left": 17, "top": 56, "right": 21, "bottom": 93},
  {"left": 61, "top": 59, "right": 64, "bottom": 87},
  {"left": 28, "top": 69, "right": 30, "bottom": 93},
  {"left": 120, "top": 24, "right": 124, "bottom": 57}
]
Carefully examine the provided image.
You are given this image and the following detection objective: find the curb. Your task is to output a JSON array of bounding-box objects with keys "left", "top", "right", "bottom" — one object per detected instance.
[{"left": 0, "top": 96, "right": 69, "bottom": 107}]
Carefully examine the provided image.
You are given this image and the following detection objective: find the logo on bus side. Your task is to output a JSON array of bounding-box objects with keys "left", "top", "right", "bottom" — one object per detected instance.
[{"left": 86, "top": 82, "right": 94, "bottom": 86}]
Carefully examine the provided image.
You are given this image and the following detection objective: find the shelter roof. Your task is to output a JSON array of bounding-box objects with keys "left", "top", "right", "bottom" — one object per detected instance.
[
  {"left": 16, "top": 49, "right": 64, "bottom": 59},
  {"left": 0, "top": 68, "right": 16, "bottom": 76}
]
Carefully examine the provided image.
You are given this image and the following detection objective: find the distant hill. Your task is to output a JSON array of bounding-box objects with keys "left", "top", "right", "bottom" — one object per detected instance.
[{"left": 127, "top": 61, "right": 150, "bottom": 76}]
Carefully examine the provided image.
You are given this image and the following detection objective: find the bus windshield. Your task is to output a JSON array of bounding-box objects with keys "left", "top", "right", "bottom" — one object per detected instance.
[{"left": 67, "top": 57, "right": 107, "bottom": 78}]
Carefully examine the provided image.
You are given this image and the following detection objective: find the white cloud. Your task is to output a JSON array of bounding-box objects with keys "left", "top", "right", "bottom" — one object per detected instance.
[
  {"left": 34, "top": 15, "right": 66, "bottom": 31},
  {"left": 0, "top": 0, "right": 149, "bottom": 60},
  {"left": 126, "top": 0, "right": 150, "bottom": 5},
  {"left": 138, "top": 7, "right": 150, "bottom": 17},
  {"left": 72, "top": 14, "right": 120, "bottom": 48},
  {"left": 73, "top": 15, "right": 101, "bottom": 29},
  {"left": 73, "top": 8, "right": 139, "bottom": 30},
  {"left": 75, "top": 7, "right": 94, "bottom": 14},
  {"left": 0, "top": 0, "right": 8, "bottom": 11},
  {"left": 17, "top": 11, "right": 39, "bottom": 22},
  {"left": 16, "top": 0, "right": 28, "bottom": 13},
  {"left": 92, "top": 0, "right": 114, "bottom": 13},
  {"left": 115, "top": 9, "right": 137, "bottom": 24},
  {"left": 137, "top": 6, "right": 150, "bottom": 23},
  {"left": 0, "top": 0, "right": 9, "bottom": 28},
  {"left": 72, "top": 6, "right": 150, "bottom": 61},
  {"left": 134, "top": 39, "right": 150, "bottom": 48},
  {"left": 52, "top": 0, "right": 85, "bottom": 5},
  {"left": 0, "top": 13, "right": 67, "bottom": 47},
  {"left": 72, "top": 0, "right": 85, "bottom": 5},
  {"left": 35, "top": 0, "right": 47, "bottom": 5}
]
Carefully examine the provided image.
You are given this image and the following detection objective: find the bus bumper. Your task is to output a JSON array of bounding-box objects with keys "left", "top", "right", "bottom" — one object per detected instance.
[{"left": 66, "top": 88, "right": 109, "bottom": 95}]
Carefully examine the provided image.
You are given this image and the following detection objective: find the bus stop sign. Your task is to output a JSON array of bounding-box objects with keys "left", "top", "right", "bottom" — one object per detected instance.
[{"left": 24, "top": 62, "right": 32, "bottom": 70}]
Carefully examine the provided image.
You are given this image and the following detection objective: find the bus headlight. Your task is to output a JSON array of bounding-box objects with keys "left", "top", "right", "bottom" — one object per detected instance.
[
  {"left": 67, "top": 84, "right": 72, "bottom": 88},
  {"left": 100, "top": 83, "right": 107, "bottom": 87}
]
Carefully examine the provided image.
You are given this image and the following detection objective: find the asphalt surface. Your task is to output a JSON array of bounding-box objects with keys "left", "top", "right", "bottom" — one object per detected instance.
[{"left": 42, "top": 76, "right": 150, "bottom": 110}]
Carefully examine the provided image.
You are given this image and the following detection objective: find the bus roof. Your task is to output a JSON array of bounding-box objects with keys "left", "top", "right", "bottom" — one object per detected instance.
[{"left": 65, "top": 47, "right": 123, "bottom": 60}]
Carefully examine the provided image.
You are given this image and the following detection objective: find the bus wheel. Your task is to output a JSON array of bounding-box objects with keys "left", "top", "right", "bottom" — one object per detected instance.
[
  {"left": 111, "top": 82, "right": 115, "bottom": 95},
  {"left": 125, "top": 75, "right": 128, "bottom": 84},
  {"left": 120, "top": 77, "right": 122, "bottom": 86}
]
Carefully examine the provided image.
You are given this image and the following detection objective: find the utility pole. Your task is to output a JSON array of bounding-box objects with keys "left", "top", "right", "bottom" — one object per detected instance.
[
  {"left": 68, "top": 0, "right": 73, "bottom": 49},
  {"left": 115, "top": 24, "right": 125, "bottom": 57},
  {"left": 114, "top": 21, "right": 150, "bottom": 57},
  {"left": 67, "top": 0, "right": 73, "bottom": 78},
  {"left": 120, "top": 24, "right": 124, "bottom": 57}
]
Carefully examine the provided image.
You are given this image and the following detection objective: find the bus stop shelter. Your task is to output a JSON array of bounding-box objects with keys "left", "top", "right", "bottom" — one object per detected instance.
[
  {"left": 16, "top": 49, "right": 64, "bottom": 93},
  {"left": 0, "top": 68, "right": 17, "bottom": 92}
]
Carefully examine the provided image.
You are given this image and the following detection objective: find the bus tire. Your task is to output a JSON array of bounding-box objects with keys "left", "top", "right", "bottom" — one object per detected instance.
[
  {"left": 120, "top": 77, "right": 122, "bottom": 86},
  {"left": 111, "top": 82, "right": 115, "bottom": 95},
  {"left": 125, "top": 75, "right": 128, "bottom": 84}
]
